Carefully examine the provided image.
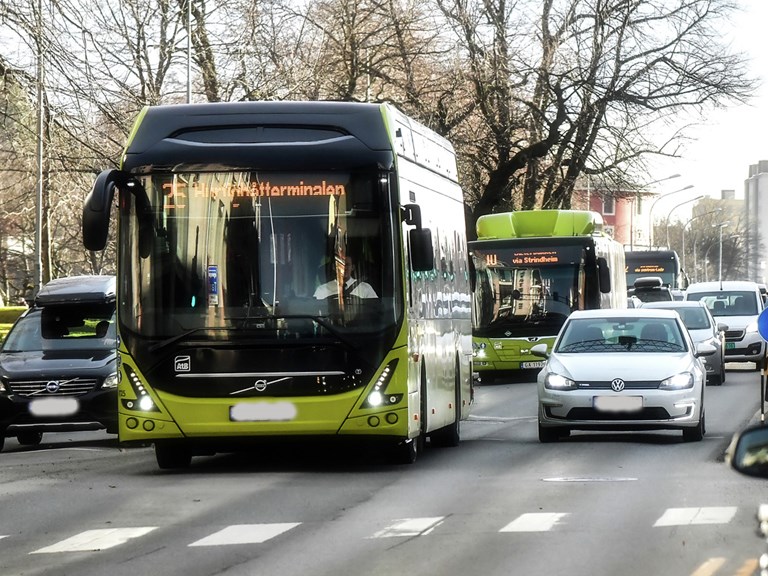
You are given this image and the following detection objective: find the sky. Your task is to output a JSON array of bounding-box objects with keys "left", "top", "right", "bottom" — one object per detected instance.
[{"left": 648, "top": 0, "right": 768, "bottom": 221}]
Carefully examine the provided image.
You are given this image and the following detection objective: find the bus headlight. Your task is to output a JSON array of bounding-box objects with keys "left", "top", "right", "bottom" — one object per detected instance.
[{"left": 363, "top": 359, "right": 402, "bottom": 408}]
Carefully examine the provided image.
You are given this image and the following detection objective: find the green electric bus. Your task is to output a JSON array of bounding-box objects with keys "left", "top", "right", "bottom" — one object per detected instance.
[
  {"left": 469, "top": 210, "right": 627, "bottom": 382},
  {"left": 82, "top": 101, "right": 472, "bottom": 468}
]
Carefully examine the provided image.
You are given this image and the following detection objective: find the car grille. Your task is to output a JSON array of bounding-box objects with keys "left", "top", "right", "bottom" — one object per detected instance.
[
  {"left": 8, "top": 378, "right": 99, "bottom": 397},
  {"left": 724, "top": 329, "right": 745, "bottom": 341}
]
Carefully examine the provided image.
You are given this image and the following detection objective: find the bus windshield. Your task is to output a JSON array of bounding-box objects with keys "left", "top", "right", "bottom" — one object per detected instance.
[
  {"left": 118, "top": 169, "right": 399, "bottom": 339},
  {"left": 471, "top": 246, "right": 585, "bottom": 337}
]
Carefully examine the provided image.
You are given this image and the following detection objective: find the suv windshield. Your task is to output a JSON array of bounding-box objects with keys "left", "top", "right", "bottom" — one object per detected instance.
[
  {"left": 2, "top": 306, "right": 116, "bottom": 353},
  {"left": 686, "top": 291, "right": 759, "bottom": 316}
]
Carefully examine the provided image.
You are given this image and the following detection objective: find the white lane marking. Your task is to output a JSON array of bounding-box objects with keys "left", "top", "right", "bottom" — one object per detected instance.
[
  {"left": 31, "top": 527, "right": 157, "bottom": 553},
  {"left": 189, "top": 523, "right": 300, "bottom": 546},
  {"left": 369, "top": 517, "right": 445, "bottom": 538},
  {"left": 500, "top": 513, "right": 569, "bottom": 532},
  {"left": 653, "top": 507, "right": 737, "bottom": 527},
  {"left": 542, "top": 477, "right": 638, "bottom": 482}
]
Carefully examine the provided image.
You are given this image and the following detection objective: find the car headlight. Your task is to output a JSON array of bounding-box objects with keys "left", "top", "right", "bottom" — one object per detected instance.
[
  {"left": 102, "top": 373, "right": 119, "bottom": 389},
  {"left": 544, "top": 373, "right": 577, "bottom": 390},
  {"left": 746, "top": 320, "right": 759, "bottom": 333},
  {"left": 660, "top": 372, "right": 694, "bottom": 390}
]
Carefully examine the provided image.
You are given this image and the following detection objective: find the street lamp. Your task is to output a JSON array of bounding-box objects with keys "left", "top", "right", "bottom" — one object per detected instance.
[
  {"left": 682, "top": 208, "right": 722, "bottom": 275},
  {"left": 648, "top": 184, "right": 695, "bottom": 249},
  {"left": 714, "top": 222, "right": 729, "bottom": 283},
  {"left": 665, "top": 195, "right": 705, "bottom": 247},
  {"left": 630, "top": 174, "right": 681, "bottom": 249}
]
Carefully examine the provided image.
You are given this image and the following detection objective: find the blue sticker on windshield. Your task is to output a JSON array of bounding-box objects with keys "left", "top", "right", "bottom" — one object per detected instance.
[{"left": 208, "top": 265, "right": 219, "bottom": 306}]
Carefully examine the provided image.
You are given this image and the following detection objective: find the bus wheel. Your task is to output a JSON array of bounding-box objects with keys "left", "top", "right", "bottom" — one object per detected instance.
[
  {"left": 17, "top": 431, "right": 43, "bottom": 446},
  {"left": 155, "top": 442, "right": 192, "bottom": 470},
  {"left": 392, "top": 437, "right": 419, "bottom": 464}
]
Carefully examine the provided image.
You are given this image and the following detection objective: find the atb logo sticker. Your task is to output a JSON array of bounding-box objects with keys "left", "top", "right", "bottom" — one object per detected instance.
[{"left": 175, "top": 356, "right": 191, "bottom": 372}]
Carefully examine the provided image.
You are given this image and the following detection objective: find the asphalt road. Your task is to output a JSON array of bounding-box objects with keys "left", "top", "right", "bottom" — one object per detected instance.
[{"left": 1, "top": 364, "right": 766, "bottom": 576}]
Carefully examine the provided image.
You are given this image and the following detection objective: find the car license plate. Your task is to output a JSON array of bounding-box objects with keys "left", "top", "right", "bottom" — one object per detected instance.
[
  {"left": 593, "top": 395, "right": 642, "bottom": 412},
  {"left": 521, "top": 361, "right": 545, "bottom": 369},
  {"left": 230, "top": 402, "right": 297, "bottom": 422},
  {"left": 29, "top": 397, "right": 79, "bottom": 417},
  {"left": 725, "top": 342, "right": 736, "bottom": 349}
]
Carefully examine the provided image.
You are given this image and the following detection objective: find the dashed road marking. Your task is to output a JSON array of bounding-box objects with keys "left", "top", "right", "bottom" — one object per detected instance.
[
  {"left": 653, "top": 507, "right": 737, "bottom": 527},
  {"left": 369, "top": 517, "right": 445, "bottom": 538},
  {"left": 499, "top": 512, "right": 569, "bottom": 532},
  {"left": 189, "top": 523, "right": 301, "bottom": 546},
  {"left": 31, "top": 527, "right": 157, "bottom": 553}
]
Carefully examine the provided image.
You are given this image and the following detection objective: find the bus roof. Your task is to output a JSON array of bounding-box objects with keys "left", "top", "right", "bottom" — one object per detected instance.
[{"left": 476, "top": 210, "right": 604, "bottom": 239}]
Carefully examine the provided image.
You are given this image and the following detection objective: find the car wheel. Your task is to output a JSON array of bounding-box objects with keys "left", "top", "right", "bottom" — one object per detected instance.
[
  {"left": 682, "top": 412, "right": 705, "bottom": 442},
  {"left": 539, "top": 423, "right": 563, "bottom": 443},
  {"left": 154, "top": 442, "right": 192, "bottom": 470},
  {"left": 17, "top": 431, "right": 43, "bottom": 446}
]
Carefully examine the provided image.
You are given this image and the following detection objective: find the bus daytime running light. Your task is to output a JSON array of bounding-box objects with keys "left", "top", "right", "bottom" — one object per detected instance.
[
  {"left": 364, "top": 360, "right": 402, "bottom": 408},
  {"left": 123, "top": 364, "right": 160, "bottom": 412}
]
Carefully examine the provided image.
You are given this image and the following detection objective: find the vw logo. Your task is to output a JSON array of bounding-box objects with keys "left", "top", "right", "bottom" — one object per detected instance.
[
  {"left": 46, "top": 380, "right": 61, "bottom": 393},
  {"left": 611, "top": 378, "right": 625, "bottom": 392}
]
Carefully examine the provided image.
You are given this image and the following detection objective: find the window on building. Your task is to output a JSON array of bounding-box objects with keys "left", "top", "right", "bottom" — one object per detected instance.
[{"left": 603, "top": 196, "right": 615, "bottom": 215}]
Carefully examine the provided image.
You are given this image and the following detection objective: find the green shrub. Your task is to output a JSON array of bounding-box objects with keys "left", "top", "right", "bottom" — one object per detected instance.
[{"left": 0, "top": 307, "right": 26, "bottom": 324}]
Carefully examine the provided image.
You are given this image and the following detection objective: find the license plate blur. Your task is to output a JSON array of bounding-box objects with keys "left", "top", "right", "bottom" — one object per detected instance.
[
  {"left": 593, "top": 395, "right": 642, "bottom": 412},
  {"left": 29, "top": 397, "right": 79, "bottom": 417}
]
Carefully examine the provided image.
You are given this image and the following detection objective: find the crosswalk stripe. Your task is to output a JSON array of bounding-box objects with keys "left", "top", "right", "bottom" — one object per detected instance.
[
  {"left": 369, "top": 517, "right": 445, "bottom": 538},
  {"left": 653, "top": 507, "right": 737, "bottom": 527},
  {"left": 188, "top": 523, "right": 300, "bottom": 547},
  {"left": 500, "top": 513, "right": 569, "bottom": 532},
  {"left": 30, "top": 527, "right": 157, "bottom": 554}
]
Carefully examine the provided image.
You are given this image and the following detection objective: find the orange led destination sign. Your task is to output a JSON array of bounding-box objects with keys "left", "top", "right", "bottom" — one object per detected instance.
[
  {"left": 632, "top": 264, "right": 666, "bottom": 273},
  {"left": 163, "top": 179, "right": 346, "bottom": 209},
  {"left": 511, "top": 250, "right": 559, "bottom": 265}
]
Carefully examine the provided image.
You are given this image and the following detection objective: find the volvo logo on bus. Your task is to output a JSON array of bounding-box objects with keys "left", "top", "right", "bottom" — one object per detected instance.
[{"left": 611, "top": 378, "right": 626, "bottom": 392}]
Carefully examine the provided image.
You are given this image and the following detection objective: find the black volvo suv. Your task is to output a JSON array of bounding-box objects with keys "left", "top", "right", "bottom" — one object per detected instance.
[{"left": 0, "top": 275, "right": 117, "bottom": 451}]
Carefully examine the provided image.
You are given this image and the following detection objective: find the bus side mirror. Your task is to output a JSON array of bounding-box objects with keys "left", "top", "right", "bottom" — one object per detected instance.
[
  {"left": 83, "top": 169, "right": 119, "bottom": 251},
  {"left": 597, "top": 257, "right": 611, "bottom": 294},
  {"left": 409, "top": 228, "right": 434, "bottom": 271}
]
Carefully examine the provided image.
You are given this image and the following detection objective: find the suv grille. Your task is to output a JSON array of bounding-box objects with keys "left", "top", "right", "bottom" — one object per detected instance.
[
  {"left": 724, "top": 330, "right": 745, "bottom": 341},
  {"left": 8, "top": 378, "right": 99, "bottom": 397}
]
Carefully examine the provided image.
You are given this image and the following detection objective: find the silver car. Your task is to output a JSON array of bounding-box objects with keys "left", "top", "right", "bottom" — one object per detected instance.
[
  {"left": 533, "top": 309, "right": 716, "bottom": 443},
  {"left": 641, "top": 300, "right": 727, "bottom": 386}
]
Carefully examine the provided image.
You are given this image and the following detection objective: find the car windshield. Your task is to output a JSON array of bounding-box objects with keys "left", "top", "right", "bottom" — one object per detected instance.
[
  {"left": 556, "top": 317, "right": 686, "bottom": 353},
  {"left": 686, "top": 291, "right": 759, "bottom": 316},
  {"left": 1, "top": 307, "right": 117, "bottom": 353}
]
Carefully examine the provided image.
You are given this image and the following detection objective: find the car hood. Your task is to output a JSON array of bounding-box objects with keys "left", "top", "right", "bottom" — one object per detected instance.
[
  {"left": 0, "top": 350, "right": 116, "bottom": 378},
  {"left": 687, "top": 329, "right": 717, "bottom": 343},
  {"left": 709, "top": 315, "right": 755, "bottom": 330},
  {"left": 548, "top": 352, "right": 696, "bottom": 381}
]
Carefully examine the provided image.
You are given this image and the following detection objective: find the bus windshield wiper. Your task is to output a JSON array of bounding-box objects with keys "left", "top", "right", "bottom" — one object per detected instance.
[{"left": 147, "top": 327, "right": 232, "bottom": 353}]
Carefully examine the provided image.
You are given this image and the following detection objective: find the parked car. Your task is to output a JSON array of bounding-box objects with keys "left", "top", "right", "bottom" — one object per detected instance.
[
  {"left": 628, "top": 276, "right": 673, "bottom": 302},
  {"left": 532, "top": 308, "right": 715, "bottom": 443},
  {"left": 0, "top": 275, "right": 117, "bottom": 451},
  {"left": 685, "top": 280, "right": 765, "bottom": 370},
  {"left": 641, "top": 300, "right": 727, "bottom": 385}
]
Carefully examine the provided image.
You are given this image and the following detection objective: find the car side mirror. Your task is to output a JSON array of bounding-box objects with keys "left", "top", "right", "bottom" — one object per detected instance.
[
  {"left": 694, "top": 343, "right": 717, "bottom": 357},
  {"left": 530, "top": 343, "right": 549, "bottom": 359},
  {"left": 727, "top": 425, "right": 768, "bottom": 478},
  {"left": 717, "top": 323, "right": 728, "bottom": 332}
]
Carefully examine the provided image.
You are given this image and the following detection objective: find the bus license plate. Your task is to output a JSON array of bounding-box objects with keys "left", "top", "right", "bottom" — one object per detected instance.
[
  {"left": 230, "top": 402, "right": 297, "bottom": 422},
  {"left": 521, "top": 361, "right": 545, "bottom": 369},
  {"left": 593, "top": 396, "right": 642, "bottom": 413}
]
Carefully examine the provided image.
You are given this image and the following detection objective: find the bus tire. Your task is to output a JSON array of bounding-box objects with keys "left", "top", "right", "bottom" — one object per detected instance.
[
  {"left": 392, "top": 437, "right": 419, "bottom": 464},
  {"left": 155, "top": 442, "right": 192, "bottom": 470}
]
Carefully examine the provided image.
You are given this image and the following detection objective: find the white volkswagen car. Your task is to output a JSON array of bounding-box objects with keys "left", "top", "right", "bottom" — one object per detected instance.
[{"left": 533, "top": 309, "right": 715, "bottom": 443}]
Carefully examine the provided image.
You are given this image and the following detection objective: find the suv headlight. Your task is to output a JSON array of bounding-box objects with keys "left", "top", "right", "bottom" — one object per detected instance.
[
  {"left": 660, "top": 372, "right": 694, "bottom": 390},
  {"left": 102, "top": 373, "right": 119, "bottom": 389},
  {"left": 544, "top": 373, "right": 577, "bottom": 390}
]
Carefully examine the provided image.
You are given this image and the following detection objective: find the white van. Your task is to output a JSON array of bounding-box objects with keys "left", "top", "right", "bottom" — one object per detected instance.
[{"left": 684, "top": 280, "right": 765, "bottom": 369}]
